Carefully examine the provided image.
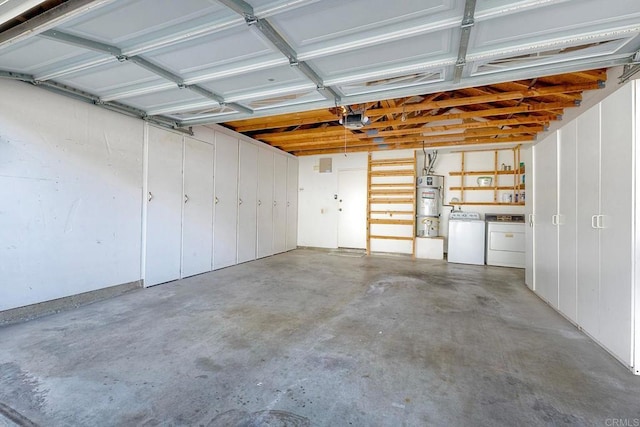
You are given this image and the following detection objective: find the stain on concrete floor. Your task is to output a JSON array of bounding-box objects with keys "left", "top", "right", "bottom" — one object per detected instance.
[{"left": 1, "top": 249, "right": 639, "bottom": 426}]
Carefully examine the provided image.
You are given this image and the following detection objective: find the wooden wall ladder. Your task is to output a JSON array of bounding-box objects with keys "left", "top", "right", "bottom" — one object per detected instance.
[{"left": 366, "top": 152, "right": 417, "bottom": 257}]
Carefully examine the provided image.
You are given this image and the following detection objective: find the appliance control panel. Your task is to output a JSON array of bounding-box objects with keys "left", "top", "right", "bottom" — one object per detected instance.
[
  {"left": 449, "top": 211, "right": 481, "bottom": 220},
  {"left": 485, "top": 214, "right": 525, "bottom": 223}
]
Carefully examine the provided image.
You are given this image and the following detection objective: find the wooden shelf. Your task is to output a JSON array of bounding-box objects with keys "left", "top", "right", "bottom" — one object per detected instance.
[
  {"left": 451, "top": 202, "right": 525, "bottom": 206},
  {"left": 449, "top": 185, "right": 525, "bottom": 191},
  {"left": 449, "top": 169, "right": 524, "bottom": 176}
]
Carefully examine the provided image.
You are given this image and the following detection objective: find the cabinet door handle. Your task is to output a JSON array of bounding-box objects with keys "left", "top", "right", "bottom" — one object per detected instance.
[
  {"left": 184, "top": 194, "right": 189, "bottom": 204},
  {"left": 258, "top": 200, "right": 262, "bottom": 206},
  {"left": 239, "top": 198, "right": 243, "bottom": 205},
  {"left": 287, "top": 201, "right": 290, "bottom": 207},
  {"left": 273, "top": 201, "right": 277, "bottom": 207},
  {"left": 215, "top": 197, "right": 219, "bottom": 204},
  {"left": 551, "top": 215, "right": 558, "bottom": 226},
  {"left": 528, "top": 214, "right": 534, "bottom": 227},
  {"left": 597, "top": 215, "right": 604, "bottom": 229},
  {"left": 591, "top": 215, "right": 598, "bottom": 229},
  {"left": 148, "top": 191, "right": 153, "bottom": 202}
]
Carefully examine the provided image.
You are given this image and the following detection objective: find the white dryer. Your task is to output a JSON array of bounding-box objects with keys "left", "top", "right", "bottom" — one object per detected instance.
[
  {"left": 447, "top": 211, "right": 485, "bottom": 265},
  {"left": 485, "top": 214, "right": 525, "bottom": 268}
]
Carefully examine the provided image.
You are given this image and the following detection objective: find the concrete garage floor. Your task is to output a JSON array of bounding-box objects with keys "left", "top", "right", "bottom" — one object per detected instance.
[{"left": 1, "top": 249, "right": 639, "bottom": 426}]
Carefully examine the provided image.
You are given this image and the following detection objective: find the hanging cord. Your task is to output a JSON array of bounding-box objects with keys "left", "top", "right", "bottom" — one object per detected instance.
[{"left": 344, "top": 123, "right": 347, "bottom": 157}]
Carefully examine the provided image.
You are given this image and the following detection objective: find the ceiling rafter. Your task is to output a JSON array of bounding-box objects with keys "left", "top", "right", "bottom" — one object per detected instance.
[
  {"left": 250, "top": 101, "right": 575, "bottom": 141},
  {"left": 276, "top": 126, "right": 544, "bottom": 151},
  {"left": 292, "top": 135, "right": 535, "bottom": 156},
  {"left": 271, "top": 116, "right": 555, "bottom": 148}
]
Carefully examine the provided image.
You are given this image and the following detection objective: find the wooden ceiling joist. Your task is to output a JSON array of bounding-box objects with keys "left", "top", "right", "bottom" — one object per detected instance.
[{"left": 221, "top": 70, "right": 606, "bottom": 156}]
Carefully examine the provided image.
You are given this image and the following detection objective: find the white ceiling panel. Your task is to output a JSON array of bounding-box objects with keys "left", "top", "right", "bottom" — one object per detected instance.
[
  {"left": 338, "top": 70, "right": 445, "bottom": 97},
  {"left": 1, "top": 0, "right": 639, "bottom": 126},
  {"left": 123, "top": 87, "right": 209, "bottom": 112},
  {"left": 471, "top": 0, "right": 640, "bottom": 53},
  {"left": 311, "top": 30, "right": 455, "bottom": 78},
  {"left": 55, "top": 61, "right": 165, "bottom": 96},
  {"left": 241, "top": 89, "right": 325, "bottom": 111},
  {"left": 271, "top": 0, "right": 461, "bottom": 60},
  {"left": 58, "top": 0, "right": 232, "bottom": 46},
  {"left": 144, "top": 26, "right": 276, "bottom": 77},
  {"left": 199, "top": 64, "right": 309, "bottom": 97},
  {"left": 470, "top": 35, "right": 639, "bottom": 77},
  {"left": 0, "top": 37, "right": 100, "bottom": 74}
]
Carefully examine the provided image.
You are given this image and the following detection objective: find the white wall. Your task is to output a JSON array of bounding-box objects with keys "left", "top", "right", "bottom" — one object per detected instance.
[
  {"left": 0, "top": 79, "right": 144, "bottom": 311},
  {"left": 298, "top": 152, "right": 367, "bottom": 248},
  {"left": 0, "top": 80, "right": 293, "bottom": 312},
  {"left": 297, "top": 147, "right": 530, "bottom": 251}
]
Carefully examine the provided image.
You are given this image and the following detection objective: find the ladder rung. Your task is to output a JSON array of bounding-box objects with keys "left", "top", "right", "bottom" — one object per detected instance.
[
  {"left": 369, "top": 198, "right": 415, "bottom": 203},
  {"left": 370, "top": 183, "right": 415, "bottom": 188},
  {"left": 369, "top": 235, "right": 415, "bottom": 241},
  {"left": 370, "top": 210, "right": 413, "bottom": 215},
  {"left": 370, "top": 170, "right": 415, "bottom": 177},
  {"left": 370, "top": 158, "right": 415, "bottom": 166},
  {"left": 369, "top": 219, "right": 414, "bottom": 225},
  {"left": 370, "top": 189, "right": 415, "bottom": 195}
]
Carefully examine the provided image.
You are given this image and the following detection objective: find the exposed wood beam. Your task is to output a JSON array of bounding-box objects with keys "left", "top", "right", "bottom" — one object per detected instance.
[
  {"left": 229, "top": 82, "right": 596, "bottom": 132},
  {"left": 253, "top": 101, "right": 572, "bottom": 141},
  {"left": 293, "top": 136, "right": 534, "bottom": 156},
  {"left": 230, "top": 111, "right": 338, "bottom": 132},
  {"left": 279, "top": 126, "right": 543, "bottom": 151},
  {"left": 266, "top": 114, "right": 556, "bottom": 146},
  {"left": 275, "top": 121, "right": 548, "bottom": 149}
]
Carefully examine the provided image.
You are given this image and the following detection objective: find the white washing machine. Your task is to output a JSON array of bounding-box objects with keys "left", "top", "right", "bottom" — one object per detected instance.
[
  {"left": 447, "top": 211, "right": 485, "bottom": 265},
  {"left": 485, "top": 214, "right": 526, "bottom": 268}
]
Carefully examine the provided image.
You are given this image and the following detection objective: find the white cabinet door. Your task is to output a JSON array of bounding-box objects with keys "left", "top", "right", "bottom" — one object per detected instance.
[
  {"left": 182, "top": 137, "right": 214, "bottom": 278},
  {"left": 145, "top": 127, "right": 183, "bottom": 286},
  {"left": 525, "top": 150, "right": 534, "bottom": 290},
  {"left": 257, "top": 148, "right": 274, "bottom": 258},
  {"left": 213, "top": 132, "right": 239, "bottom": 270},
  {"left": 533, "top": 133, "right": 559, "bottom": 308},
  {"left": 237, "top": 141, "right": 258, "bottom": 264},
  {"left": 272, "top": 154, "right": 288, "bottom": 254},
  {"left": 286, "top": 157, "right": 298, "bottom": 251},
  {"left": 558, "top": 121, "right": 578, "bottom": 322},
  {"left": 576, "top": 103, "right": 601, "bottom": 338},
  {"left": 599, "top": 83, "right": 634, "bottom": 365}
]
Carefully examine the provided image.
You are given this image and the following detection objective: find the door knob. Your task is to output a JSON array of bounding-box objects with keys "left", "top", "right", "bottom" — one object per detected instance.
[
  {"left": 239, "top": 198, "right": 243, "bottom": 205},
  {"left": 148, "top": 192, "right": 153, "bottom": 202},
  {"left": 339, "top": 208, "right": 342, "bottom": 211},
  {"left": 184, "top": 194, "right": 189, "bottom": 203},
  {"left": 215, "top": 197, "right": 219, "bottom": 204}
]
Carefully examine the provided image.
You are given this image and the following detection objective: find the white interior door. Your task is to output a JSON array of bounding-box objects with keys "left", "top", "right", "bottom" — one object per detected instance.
[
  {"left": 182, "top": 137, "right": 214, "bottom": 278},
  {"left": 576, "top": 103, "right": 601, "bottom": 338},
  {"left": 558, "top": 121, "right": 578, "bottom": 322},
  {"left": 272, "top": 154, "right": 287, "bottom": 254},
  {"left": 533, "top": 133, "right": 559, "bottom": 308},
  {"left": 257, "top": 149, "right": 274, "bottom": 258},
  {"left": 214, "top": 133, "right": 239, "bottom": 270},
  {"left": 237, "top": 141, "right": 258, "bottom": 264},
  {"left": 599, "top": 82, "right": 634, "bottom": 365},
  {"left": 286, "top": 157, "right": 298, "bottom": 251},
  {"left": 145, "top": 127, "right": 183, "bottom": 286},
  {"left": 337, "top": 169, "right": 367, "bottom": 249}
]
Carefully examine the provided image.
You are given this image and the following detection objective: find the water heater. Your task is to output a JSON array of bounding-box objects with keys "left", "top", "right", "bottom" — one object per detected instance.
[{"left": 416, "top": 175, "right": 443, "bottom": 237}]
